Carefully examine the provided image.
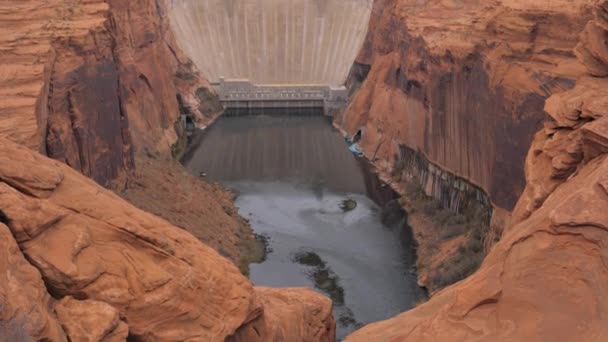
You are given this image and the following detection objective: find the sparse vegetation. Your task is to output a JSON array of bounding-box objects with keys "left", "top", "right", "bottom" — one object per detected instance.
[
  {"left": 237, "top": 233, "right": 270, "bottom": 275},
  {"left": 196, "top": 87, "right": 222, "bottom": 117},
  {"left": 175, "top": 61, "right": 197, "bottom": 81},
  {"left": 402, "top": 175, "right": 491, "bottom": 292},
  {"left": 340, "top": 198, "right": 357, "bottom": 212},
  {"left": 391, "top": 157, "right": 407, "bottom": 181},
  {"left": 170, "top": 120, "right": 188, "bottom": 160},
  {"left": 292, "top": 251, "right": 346, "bottom": 306},
  {"left": 175, "top": 69, "right": 197, "bottom": 81}
]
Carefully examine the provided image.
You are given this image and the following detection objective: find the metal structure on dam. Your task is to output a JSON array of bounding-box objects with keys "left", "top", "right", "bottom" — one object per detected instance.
[
  {"left": 216, "top": 78, "right": 348, "bottom": 115},
  {"left": 168, "top": 0, "right": 373, "bottom": 114}
]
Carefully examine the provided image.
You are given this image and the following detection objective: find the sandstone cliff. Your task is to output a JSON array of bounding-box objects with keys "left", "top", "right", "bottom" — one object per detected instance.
[
  {"left": 0, "top": 0, "right": 257, "bottom": 280},
  {"left": 0, "top": 0, "right": 220, "bottom": 187},
  {"left": 337, "top": 0, "right": 602, "bottom": 291},
  {"left": 344, "top": 0, "right": 608, "bottom": 340},
  {"left": 0, "top": 137, "right": 334, "bottom": 341},
  {"left": 338, "top": 0, "right": 593, "bottom": 211}
]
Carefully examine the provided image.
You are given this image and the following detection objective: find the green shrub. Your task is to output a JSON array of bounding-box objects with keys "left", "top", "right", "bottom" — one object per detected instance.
[
  {"left": 391, "top": 158, "right": 407, "bottom": 179},
  {"left": 423, "top": 199, "right": 442, "bottom": 216},
  {"left": 405, "top": 177, "right": 425, "bottom": 199},
  {"left": 433, "top": 208, "right": 452, "bottom": 226},
  {"left": 446, "top": 214, "right": 467, "bottom": 226},
  {"left": 437, "top": 224, "right": 467, "bottom": 241},
  {"left": 431, "top": 250, "right": 483, "bottom": 289}
]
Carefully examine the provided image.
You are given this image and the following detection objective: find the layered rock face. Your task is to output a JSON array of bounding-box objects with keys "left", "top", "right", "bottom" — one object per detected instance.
[
  {"left": 0, "top": 0, "right": 220, "bottom": 187},
  {"left": 337, "top": 0, "right": 594, "bottom": 211},
  {"left": 0, "top": 137, "right": 334, "bottom": 341},
  {"left": 0, "top": 224, "right": 66, "bottom": 341},
  {"left": 345, "top": 1, "right": 608, "bottom": 340}
]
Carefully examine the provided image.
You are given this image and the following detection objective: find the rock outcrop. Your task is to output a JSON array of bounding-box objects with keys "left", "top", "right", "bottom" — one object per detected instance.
[
  {"left": 0, "top": 224, "right": 66, "bottom": 341},
  {"left": 229, "top": 287, "right": 336, "bottom": 342},
  {"left": 347, "top": 153, "right": 608, "bottom": 342},
  {"left": 54, "top": 297, "right": 129, "bottom": 342},
  {"left": 0, "top": 0, "right": 221, "bottom": 187},
  {"left": 0, "top": 137, "right": 334, "bottom": 341},
  {"left": 116, "top": 157, "right": 260, "bottom": 272},
  {"left": 337, "top": 0, "right": 594, "bottom": 211},
  {"left": 345, "top": 0, "right": 608, "bottom": 340},
  {"left": 336, "top": 0, "right": 603, "bottom": 291}
]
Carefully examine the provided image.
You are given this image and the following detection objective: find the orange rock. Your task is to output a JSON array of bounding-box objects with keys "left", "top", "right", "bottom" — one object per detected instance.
[
  {"left": 347, "top": 156, "right": 608, "bottom": 341},
  {"left": 0, "top": 137, "right": 335, "bottom": 341},
  {"left": 55, "top": 296, "right": 129, "bottom": 342},
  {"left": 512, "top": 76, "right": 608, "bottom": 224},
  {"left": 337, "top": 0, "right": 595, "bottom": 210},
  {"left": 0, "top": 137, "right": 258, "bottom": 340},
  {"left": 0, "top": 224, "right": 66, "bottom": 341},
  {"left": 0, "top": 0, "right": 221, "bottom": 186},
  {"left": 345, "top": 1, "right": 608, "bottom": 340},
  {"left": 229, "top": 287, "right": 336, "bottom": 342},
  {"left": 575, "top": 0, "right": 608, "bottom": 76}
]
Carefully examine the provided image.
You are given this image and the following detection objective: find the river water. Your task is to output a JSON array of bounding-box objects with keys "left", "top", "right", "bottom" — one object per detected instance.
[{"left": 183, "top": 114, "right": 424, "bottom": 339}]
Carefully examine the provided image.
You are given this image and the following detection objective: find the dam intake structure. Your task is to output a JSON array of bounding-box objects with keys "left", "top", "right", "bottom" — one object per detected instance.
[{"left": 215, "top": 78, "right": 348, "bottom": 116}]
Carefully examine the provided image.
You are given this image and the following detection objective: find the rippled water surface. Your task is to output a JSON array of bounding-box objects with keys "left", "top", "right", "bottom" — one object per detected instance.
[{"left": 184, "top": 115, "right": 424, "bottom": 339}]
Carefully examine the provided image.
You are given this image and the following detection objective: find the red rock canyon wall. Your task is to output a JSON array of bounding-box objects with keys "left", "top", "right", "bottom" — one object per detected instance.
[
  {"left": 0, "top": 0, "right": 220, "bottom": 187},
  {"left": 337, "top": 0, "right": 594, "bottom": 210},
  {"left": 345, "top": 0, "right": 608, "bottom": 340}
]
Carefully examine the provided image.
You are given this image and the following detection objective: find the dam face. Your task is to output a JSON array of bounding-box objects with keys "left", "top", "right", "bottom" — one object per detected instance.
[{"left": 168, "top": 0, "right": 373, "bottom": 85}]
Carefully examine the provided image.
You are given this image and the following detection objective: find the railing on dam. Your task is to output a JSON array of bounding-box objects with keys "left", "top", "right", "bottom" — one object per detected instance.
[{"left": 216, "top": 78, "right": 348, "bottom": 116}]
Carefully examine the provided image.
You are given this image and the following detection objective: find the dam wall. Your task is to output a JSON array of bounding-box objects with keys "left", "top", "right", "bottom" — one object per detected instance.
[{"left": 168, "top": 0, "right": 373, "bottom": 85}]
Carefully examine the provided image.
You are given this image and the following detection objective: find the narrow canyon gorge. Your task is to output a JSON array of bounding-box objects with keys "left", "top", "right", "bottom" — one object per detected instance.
[{"left": 0, "top": 0, "right": 607, "bottom": 341}]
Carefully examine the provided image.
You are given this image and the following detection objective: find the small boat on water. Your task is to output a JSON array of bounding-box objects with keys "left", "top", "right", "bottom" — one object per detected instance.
[{"left": 348, "top": 143, "right": 364, "bottom": 157}]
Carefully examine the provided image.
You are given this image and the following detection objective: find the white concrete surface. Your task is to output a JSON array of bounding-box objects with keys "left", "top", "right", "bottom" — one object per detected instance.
[{"left": 168, "top": 0, "right": 372, "bottom": 85}]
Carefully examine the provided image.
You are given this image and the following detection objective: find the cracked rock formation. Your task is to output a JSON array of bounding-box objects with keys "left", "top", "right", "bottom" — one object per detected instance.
[
  {"left": 337, "top": 0, "right": 594, "bottom": 211},
  {"left": 345, "top": 1, "right": 608, "bottom": 340},
  {"left": 0, "top": 0, "right": 220, "bottom": 186},
  {"left": 54, "top": 297, "right": 129, "bottom": 342},
  {"left": 0, "top": 223, "right": 66, "bottom": 341},
  {"left": 229, "top": 287, "right": 336, "bottom": 342},
  {"left": 0, "top": 137, "right": 334, "bottom": 341}
]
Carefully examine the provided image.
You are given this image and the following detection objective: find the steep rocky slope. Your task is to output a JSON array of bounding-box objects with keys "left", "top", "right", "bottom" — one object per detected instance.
[
  {"left": 338, "top": 0, "right": 593, "bottom": 211},
  {"left": 0, "top": 137, "right": 334, "bottom": 341},
  {"left": 0, "top": 0, "right": 220, "bottom": 186},
  {"left": 344, "top": 0, "right": 608, "bottom": 340},
  {"left": 116, "top": 157, "right": 262, "bottom": 272},
  {"left": 0, "top": 0, "right": 254, "bottom": 279},
  {"left": 337, "top": 0, "right": 600, "bottom": 291}
]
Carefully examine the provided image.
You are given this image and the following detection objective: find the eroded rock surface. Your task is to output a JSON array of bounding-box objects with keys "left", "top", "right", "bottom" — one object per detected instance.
[
  {"left": 337, "top": 0, "right": 594, "bottom": 210},
  {"left": 55, "top": 297, "right": 128, "bottom": 342},
  {"left": 0, "top": 138, "right": 334, "bottom": 341},
  {"left": 229, "top": 287, "right": 336, "bottom": 342},
  {"left": 0, "top": 0, "right": 221, "bottom": 186},
  {"left": 0, "top": 224, "right": 66, "bottom": 342},
  {"left": 348, "top": 156, "right": 608, "bottom": 341},
  {"left": 345, "top": 1, "right": 608, "bottom": 340}
]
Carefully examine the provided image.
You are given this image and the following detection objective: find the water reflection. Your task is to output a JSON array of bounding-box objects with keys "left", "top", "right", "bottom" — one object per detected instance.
[
  {"left": 183, "top": 115, "right": 424, "bottom": 340},
  {"left": 183, "top": 115, "right": 365, "bottom": 193}
]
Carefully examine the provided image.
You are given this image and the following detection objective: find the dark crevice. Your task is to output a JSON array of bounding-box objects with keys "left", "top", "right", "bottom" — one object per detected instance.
[
  {"left": 0, "top": 209, "right": 10, "bottom": 225},
  {"left": 138, "top": 74, "right": 153, "bottom": 91}
]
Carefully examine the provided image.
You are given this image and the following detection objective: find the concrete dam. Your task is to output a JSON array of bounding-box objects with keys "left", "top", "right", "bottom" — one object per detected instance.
[{"left": 168, "top": 0, "right": 373, "bottom": 86}]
